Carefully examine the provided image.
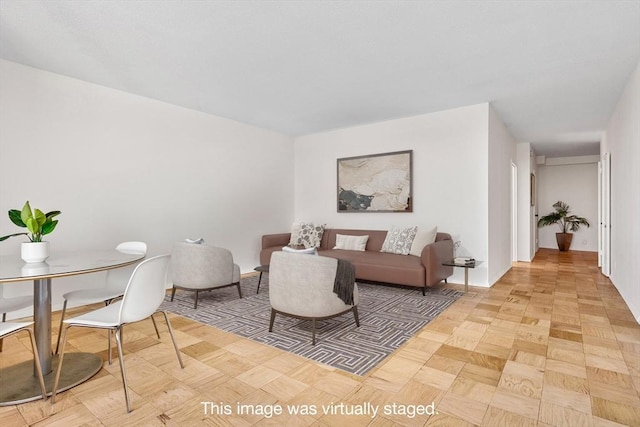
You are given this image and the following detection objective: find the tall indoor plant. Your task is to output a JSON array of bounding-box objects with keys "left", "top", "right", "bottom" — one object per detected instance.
[
  {"left": 537, "top": 201, "right": 589, "bottom": 251},
  {"left": 0, "top": 201, "right": 61, "bottom": 262}
]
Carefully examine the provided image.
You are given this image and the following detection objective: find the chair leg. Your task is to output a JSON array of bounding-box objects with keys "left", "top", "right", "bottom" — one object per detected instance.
[
  {"left": 0, "top": 313, "right": 5, "bottom": 352},
  {"left": 236, "top": 282, "right": 242, "bottom": 299},
  {"left": 311, "top": 318, "right": 316, "bottom": 346},
  {"left": 51, "top": 325, "right": 70, "bottom": 404},
  {"left": 55, "top": 300, "right": 68, "bottom": 354},
  {"left": 25, "top": 328, "right": 48, "bottom": 400},
  {"left": 158, "top": 311, "right": 185, "bottom": 368},
  {"left": 268, "top": 309, "right": 276, "bottom": 332},
  {"left": 444, "top": 278, "right": 448, "bottom": 283},
  {"left": 257, "top": 272, "right": 262, "bottom": 294},
  {"left": 170, "top": 287, "right": 176, "bottom": 302},
  {"left": 107, "top": 329, "right": 112, "bottom": 365},
  {"left": 194, "top": 290, "right": 199, "bottom": 309},
  {"left": 114, "top": 326, "right": 132, "bottom": 413},
  {"left": 353, "top": 306, "right": 360, "bottom": 327},
  {"left": 150, "top": 314, "right": 161, "bottom": 339}
]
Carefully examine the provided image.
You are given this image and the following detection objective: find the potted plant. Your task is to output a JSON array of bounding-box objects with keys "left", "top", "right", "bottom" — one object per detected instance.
[
  {"left": 537, "top": 201, "right": 589, "bottom": 251},
  {"left": 0, "top": 201, "right": 61, "bottom": 262}
]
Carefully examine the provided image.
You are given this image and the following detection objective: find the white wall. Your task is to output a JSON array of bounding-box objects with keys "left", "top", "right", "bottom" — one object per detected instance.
[
  {"left": 602, "top": 61, "right": 640, "bottom": 322},
  {"left": 536, "top": 157, "right": 599, "bottom": 252},
  {"left": 488, "top": 106, "right": 517, "bottom": 284},
  {"left": 0, "top": 60, "right": 294, "bottom": 316},
  {"left": 293, "top": 104, "right": 493, "bottom": 286}
]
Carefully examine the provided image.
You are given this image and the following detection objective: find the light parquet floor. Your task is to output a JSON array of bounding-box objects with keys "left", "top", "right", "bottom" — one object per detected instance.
[{"left": 1, "top": 249, "right": 639, "bottom": 426}]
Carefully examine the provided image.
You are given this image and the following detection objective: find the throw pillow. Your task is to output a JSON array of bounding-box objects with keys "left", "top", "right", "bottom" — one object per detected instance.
[
  {"left": 333, "top": 234, "right": 369, "bottom": 251},
  {"left": 289, "top": 222, "right": 304, "bottom": 246},
  {"left": 282, "top": 246, "right": 318, "bottom": 255},
  {"left": 381, "top": 226, "right": 418, "bottom": 255},
  {"left": 297, "top": 223, "right": 326, "bottom": 248},
  {"left": 409, "top": 226, "right": 438, "bottom": 257}
]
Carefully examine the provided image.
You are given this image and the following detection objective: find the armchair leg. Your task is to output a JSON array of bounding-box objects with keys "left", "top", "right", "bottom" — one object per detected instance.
[
  {"left": 194, "top": 290, "right": 199, "bottom": 309},
  {"left": 170, "top": 287, "right": 177, "bottom": 302},
  {"left": 269, "top": 309, "right": 276, "bottom": 332},
  {"left": 311, "top": 318, "right": 316, "bottom": 346},
  {"left": 236, "top": 282, "right": 242, "bottom": 299},
  {"left": 353, "top": 306, "right": 360, "bottom": 327}
]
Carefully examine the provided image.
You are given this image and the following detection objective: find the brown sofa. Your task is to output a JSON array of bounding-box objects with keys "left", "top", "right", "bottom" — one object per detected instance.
[{"left": 260, "top": 228, "right": 454, "bottom": 295}]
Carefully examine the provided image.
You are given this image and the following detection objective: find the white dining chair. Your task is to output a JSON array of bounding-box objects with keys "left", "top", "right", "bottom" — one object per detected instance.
[
  {"left": 55, "top": 242, "right": 160, "bottom": 354},
  {"left": 0, "top": 322, "right": 48, "bottom": 400},
  {"left": 0, "top": 284, "right": 33, "bottom": 352},
  {"left": 51, "top": 254, "right": 184, "bottom": 413}
]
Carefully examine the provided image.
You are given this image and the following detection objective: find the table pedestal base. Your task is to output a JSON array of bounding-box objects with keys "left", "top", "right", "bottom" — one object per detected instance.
[{"left": 0, "top": 353, "right": 102, "bottom": 405}]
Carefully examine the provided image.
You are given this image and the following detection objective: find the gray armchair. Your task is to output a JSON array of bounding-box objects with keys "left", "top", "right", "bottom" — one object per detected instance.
[
  {"left": 268, "top": 251, "right": 359, "bottom": 345},
  {"left": 170, "top": 243, "right": 242, "bottom": 308}
]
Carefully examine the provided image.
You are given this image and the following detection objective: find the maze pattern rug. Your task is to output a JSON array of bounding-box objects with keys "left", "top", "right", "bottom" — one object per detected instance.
[{"left": 161, "top": 275, "right": 463, "bottom": 376}]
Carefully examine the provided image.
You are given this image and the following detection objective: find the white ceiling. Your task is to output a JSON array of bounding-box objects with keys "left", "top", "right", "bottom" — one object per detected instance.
[{"left": 1, "top": 1, "right": 638, "bottom": 157}]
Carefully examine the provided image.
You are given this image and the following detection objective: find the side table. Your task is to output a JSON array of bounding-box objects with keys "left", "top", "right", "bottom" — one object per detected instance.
[
  {"left": 442, "top": 260, "right": 482, "bottom": 293},
  {"left": 254, "top": 265, "right": 269, "bottom": 293}
]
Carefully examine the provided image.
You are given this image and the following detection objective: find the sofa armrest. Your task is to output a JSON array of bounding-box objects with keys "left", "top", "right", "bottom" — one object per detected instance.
[
  {"left": 260, "top": 233, "right": 292, "bottom": 265},
  {"left": 421, "top": 238, "right": 454, "bottom": 286},
  {"left": 262, "top": 233, "right": 291, "bottom": 250}
]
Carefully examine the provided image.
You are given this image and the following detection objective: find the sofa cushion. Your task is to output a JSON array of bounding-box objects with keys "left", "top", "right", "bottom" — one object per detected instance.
[
  {"left": 381, "top": 226, "right": 417, "bottom": 255},
  {"left": 320, "top": 249, "right": 425, "bottom": 287},
  {"left": 333, "top": 234, "right": 369, "bottom": 251}
]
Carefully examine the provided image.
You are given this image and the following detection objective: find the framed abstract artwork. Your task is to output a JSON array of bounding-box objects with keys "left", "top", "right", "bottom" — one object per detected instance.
[{"left": 337, "top": 150, "right": 413, "bottom": 212}]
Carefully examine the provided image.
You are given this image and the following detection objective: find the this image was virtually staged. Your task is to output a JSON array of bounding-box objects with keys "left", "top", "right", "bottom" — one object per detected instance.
[{"left": 0, "top": 1, "right": 638, "bottom": 426}]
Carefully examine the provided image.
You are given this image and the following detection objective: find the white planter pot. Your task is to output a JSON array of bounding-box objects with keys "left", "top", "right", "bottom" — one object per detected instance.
[{"left": 21, "top": 241, "right": 50, "bottom": 263}]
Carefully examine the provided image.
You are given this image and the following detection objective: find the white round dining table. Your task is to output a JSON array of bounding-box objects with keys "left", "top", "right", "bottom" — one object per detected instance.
[{"left": 0, "top": 249, "right": 145, "bottom": 405}]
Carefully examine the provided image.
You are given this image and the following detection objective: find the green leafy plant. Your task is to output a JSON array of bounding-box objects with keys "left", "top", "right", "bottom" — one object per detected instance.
[
  {"left": 0, "top": 201, "right": 61, "bottom": 242},
  {"left": 537, "top": 201, "right": 590, "bottom": 233}
]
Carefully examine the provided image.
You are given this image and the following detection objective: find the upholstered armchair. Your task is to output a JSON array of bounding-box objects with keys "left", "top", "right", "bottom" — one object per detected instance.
[
  {"left": 170, "top": 243, "right": 242, "bottom": 308},
  {"left": 268, "top": 251, "right": 359, "bottom": 345}
]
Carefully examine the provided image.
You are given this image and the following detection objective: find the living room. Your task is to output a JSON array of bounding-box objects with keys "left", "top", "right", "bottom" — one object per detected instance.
[{"left": 0, "top": 1, "right": 638, "bottom": 425}]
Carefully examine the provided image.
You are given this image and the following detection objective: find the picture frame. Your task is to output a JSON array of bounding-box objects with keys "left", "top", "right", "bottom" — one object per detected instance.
[{"left": 337, "top": 150, "right": 412, "bottom": 212}]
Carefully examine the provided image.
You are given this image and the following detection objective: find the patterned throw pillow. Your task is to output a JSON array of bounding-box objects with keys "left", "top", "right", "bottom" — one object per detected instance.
[
  {"left": 381, "top": 226, "right": 418, "bottom": 255},
  {"left": 297, "top": 223, "right": 326, "bottom": 248}
]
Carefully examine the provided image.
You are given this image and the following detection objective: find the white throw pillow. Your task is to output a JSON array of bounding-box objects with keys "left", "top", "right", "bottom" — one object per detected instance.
[
  {"left": 333, "top": 234, "right": 369, "bottom": 251},
  {"left": 282, "top": 246, "right": 318, "bottom": 255},
  {"left": 409, "top": 226, "right": 438, "bottom": 257},
  {"left": 289, "top": 222, "right": 304, "bottom": 246},
  {"left": 381, "top": 226, "right": 418, "bottom": 255}
]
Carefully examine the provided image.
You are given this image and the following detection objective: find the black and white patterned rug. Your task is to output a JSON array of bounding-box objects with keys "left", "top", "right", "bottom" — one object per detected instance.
[{"left": 161, "top": 275, "right": 463, "bottom": 376}]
